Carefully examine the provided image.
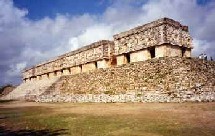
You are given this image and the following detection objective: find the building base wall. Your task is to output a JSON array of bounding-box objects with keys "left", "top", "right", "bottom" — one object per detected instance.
[
  {"left": 155, "top": 45, "right": 167, "bottom": 58},
  {"left": 116, "top": 54, "right": 128, "bottom": 65},
  {"left": 97, "top": 59, "right": 109, "bottom": 69},
  {"left": 184, "top": 49, "right": 191, "bottom": 57},
  {"left": 36, "top": 76, "right": 41, "bottom": 81},
  {"left": 166, "top": 45, "right": 182, "bottom": 57},
  {"left": 49, "top": 72, "right": 55, "bottom": 78},
  {"left": 70, "top": 66, "right": 82, "bottom": 74},
  {"left": 63, "top": 69, "right": 70, "bottom": 75},
  {"left": 56, "top": 71, "right": 62, "bottom": 77},
  {"left": 130, "top": 49, "right": 151, "bottom": 62},
  {"left": 41, "top": 74, "right": 48, "bottom": 79},
  {"left": 82, "top": 62, "right": 96, "bottom": 72}
]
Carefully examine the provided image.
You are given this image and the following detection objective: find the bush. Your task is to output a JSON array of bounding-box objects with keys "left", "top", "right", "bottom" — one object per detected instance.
[{"left": 0, "top": 84, "right": 13, "bottom": 94}]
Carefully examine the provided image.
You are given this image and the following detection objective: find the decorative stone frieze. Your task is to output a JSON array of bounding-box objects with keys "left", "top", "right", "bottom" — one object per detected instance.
[
  {"left": 113, "top": 18, "right": 192, "bottom": 56},
  {"left": 23, "top": 40, "right": 114, "bottom": 80}
]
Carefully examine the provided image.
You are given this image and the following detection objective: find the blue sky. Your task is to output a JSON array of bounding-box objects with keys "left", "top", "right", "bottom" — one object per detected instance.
[
  {"left": 0, "top": 0, "right": 215, "bottom": 85},
  {"left": 14, "top": 0, "right": 112, "bottom": 20},
  {"left": 13, "top": 0, "right": 211, "bottom": 20}
]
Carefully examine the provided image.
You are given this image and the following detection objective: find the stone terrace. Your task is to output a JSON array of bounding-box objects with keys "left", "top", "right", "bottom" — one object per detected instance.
[{"left": 37, "top": 57, "right": 215, "bottom": 103}]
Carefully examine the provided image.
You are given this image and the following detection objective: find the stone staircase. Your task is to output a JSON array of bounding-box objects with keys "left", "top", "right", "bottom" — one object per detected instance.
[{"left": 1, "top": 77, "right": 59, "bottom": 101}]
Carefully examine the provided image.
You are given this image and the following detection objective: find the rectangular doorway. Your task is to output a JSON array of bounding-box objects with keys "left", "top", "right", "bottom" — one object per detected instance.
[{"left": 149, "top": 47, "right": 155, "bottom": 58}]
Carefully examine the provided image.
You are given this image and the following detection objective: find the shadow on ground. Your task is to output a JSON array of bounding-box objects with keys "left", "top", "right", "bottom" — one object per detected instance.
[{"left": 0, "top": 126, "right": 68, "bottom": 136}]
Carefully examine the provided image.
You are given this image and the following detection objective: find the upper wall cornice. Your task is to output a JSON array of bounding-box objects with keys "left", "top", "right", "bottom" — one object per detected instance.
[{"left": 113, "top": 17, "right": 188, "bottom": 40}]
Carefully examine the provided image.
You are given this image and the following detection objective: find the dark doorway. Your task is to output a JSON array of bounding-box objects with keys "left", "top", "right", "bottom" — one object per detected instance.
[
  {"left": 181, "top": 47, "right": 186, "bottom": 57},
  {"left": 149, "top": 47, "right": 155, "bottom": 58},
  {"left": 125, "top": 53, "right": 130, "bottom": 63},
  {"left": 111, "top": 56, "right": 117, "bottom": 66},
  {"left": 54, "top": 71, "right": 57, "bottom": 76},
  {"left": 79, "top": 65, "right": 82, "bottom": 72},
  {"left": 95, "top": 62, "right": 98, "bottom": 69}
]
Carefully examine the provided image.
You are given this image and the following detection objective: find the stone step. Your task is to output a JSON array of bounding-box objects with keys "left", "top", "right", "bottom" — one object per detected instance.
[{"left": 1, "top": 77, "right": 59, "bottom": 100}]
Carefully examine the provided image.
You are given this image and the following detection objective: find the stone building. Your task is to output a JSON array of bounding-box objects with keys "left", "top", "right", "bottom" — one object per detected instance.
[
  {"left": 23, "top": 18, "right": 192, "bottom": 83},
  {"left": 2, "top": 18, "right": 215, "bottom": 103}
]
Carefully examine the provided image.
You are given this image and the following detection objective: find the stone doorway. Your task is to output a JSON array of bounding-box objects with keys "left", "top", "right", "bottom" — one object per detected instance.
[
  {"left": 149, "top": 47, "right": 155, "bottom": 58},
  {"left": 125, "top": 53, "right": 130, "bottom": 63},
  {"left": 181, "top": 47, "right": 186, "bottom": 57}
]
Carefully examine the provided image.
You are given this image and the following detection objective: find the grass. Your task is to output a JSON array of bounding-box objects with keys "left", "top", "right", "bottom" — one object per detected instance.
[{"left": 0, "top": 101, "right": 215, "bottom": 136}]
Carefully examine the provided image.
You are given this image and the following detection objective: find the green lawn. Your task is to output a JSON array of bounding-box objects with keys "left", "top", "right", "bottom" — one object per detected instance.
[{"left": 0, "top": 101, "right": 214, "bottom": 136}]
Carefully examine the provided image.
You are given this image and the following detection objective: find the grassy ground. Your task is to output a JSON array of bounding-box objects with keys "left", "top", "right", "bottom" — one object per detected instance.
[{"left": 0, "top": 101, "right": 214, "bottom": 136}]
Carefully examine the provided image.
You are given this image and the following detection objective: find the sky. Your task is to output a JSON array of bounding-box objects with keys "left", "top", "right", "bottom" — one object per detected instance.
[{"left": 0, "top": 0, "right": 214, "bottom": 86}]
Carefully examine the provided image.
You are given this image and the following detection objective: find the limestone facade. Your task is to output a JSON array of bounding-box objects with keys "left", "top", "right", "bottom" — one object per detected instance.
[
  {"left": 23, "top": 18, "right": 192, "bottom": 82},
  {"left": 113, "top": 18, "right": 192, "bottom": 65},
  {"left": 23, "top": 40, "right": 114, "bottom": 82}
]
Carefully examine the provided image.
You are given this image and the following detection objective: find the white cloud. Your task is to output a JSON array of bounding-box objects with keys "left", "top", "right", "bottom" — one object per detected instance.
[
  {"left": 0, "top": 0, "right": 215, "bottom": 85},
  {"left": 7, "top": 62, "right": 26, "bottom": 77},
  {"left": 69, "top": 24, "right": 114, "bottom": 48}
]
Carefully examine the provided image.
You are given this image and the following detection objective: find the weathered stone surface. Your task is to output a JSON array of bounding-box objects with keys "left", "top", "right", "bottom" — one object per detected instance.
[
  {"left": 23, "top": 40, "right": 114, "bottom": 80},
  {"left": 113, "top": 18, "right": 192, "bottom": 56},
  {"left": 35, "top": 57, "right": 215, "bottom": 103},
  {"left": 1, "top": 77, "right": 59, "bottom": 100}
]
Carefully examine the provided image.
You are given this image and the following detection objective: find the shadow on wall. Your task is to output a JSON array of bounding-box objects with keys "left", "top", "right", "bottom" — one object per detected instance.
[{"left": 0, "top": 126, "right": 68, "bottom": 136}]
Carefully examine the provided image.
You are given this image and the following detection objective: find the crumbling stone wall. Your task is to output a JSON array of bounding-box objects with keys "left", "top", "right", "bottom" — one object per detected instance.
[{"left": 37, "top": 57, "right": 215, "bottom": 103}]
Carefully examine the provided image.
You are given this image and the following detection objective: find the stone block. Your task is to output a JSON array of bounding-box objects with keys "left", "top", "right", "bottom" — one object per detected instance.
[
  {"left": 166, "top": 45, "right": 182, "bottom": 57},
  {"left": 130, "top": 49, "right": 151, "bottom": 62},
  {"left": 116, "top": 54, "right": 128, "bottom": 65},
  {"left": 70, "top": 66, "right": 82, "bottom": 74},
  {"left": 49, "top": 72, "right": 56, "bottom": 78},
  {"left": 56, "top": 71, "right": 62, "bottom": 77},
  {"left": 41, "top": 74, "right": 48, "bottom": 79},
  {"left": 97, "top": 59, "right": 109, "bottom": 69},
  {"left": 82, "top": 62, "right": 96, "bottom": 72},
  {"left": 36, "top": 75, "right": 41, "bottom": 80},
  {"left": 25, "top": 78, "right": 30, "bottom": 83},
  {"left": 63, "top": 69, "right": 70, "bottom": 75},
  {"left": 184, "top": 49, "right": 191, "bottom": 57},
  {"left": 155, "top": 45, "right": 167, "bottom": 58}
]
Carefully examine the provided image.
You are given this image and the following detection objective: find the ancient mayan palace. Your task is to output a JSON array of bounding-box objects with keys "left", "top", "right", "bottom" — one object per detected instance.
[
  {"left": 23, "top": 18, "right": 192, "bottom": 82},
  {"left": 2, "top": 18, "right": 215, "bottom": 102}
]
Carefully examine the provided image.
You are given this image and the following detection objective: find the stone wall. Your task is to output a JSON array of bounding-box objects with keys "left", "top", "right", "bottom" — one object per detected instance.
[
  {"left": 23, "top": 40, "right": 114, "bottom": 81},
  {"left": 36, "top": 57, "right": 215, "bottom": 103},
  {"left": 113, "top": 18, "right": 192, "bottom": 65},
  {"left": 113, "top": 18, "right": 192, "bottom": 56}
]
